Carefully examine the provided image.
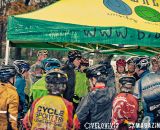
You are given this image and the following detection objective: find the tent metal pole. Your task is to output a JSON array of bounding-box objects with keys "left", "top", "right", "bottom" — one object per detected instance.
[{"left": 5, "top": 40, "right": 10, "bottom": 65}]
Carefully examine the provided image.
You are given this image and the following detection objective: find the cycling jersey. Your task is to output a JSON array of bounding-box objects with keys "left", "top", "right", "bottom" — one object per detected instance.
[{"left": 23, "top": 95, "right": 74, "bottom": 130}]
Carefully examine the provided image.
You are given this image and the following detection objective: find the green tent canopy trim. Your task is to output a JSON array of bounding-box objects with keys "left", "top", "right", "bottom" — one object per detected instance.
[{"left": 8, "top": 17, "right": 160, "bottom": 48}]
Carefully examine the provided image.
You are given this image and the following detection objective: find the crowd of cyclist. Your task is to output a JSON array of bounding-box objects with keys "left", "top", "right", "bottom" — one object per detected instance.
[{"left": 0, "top": 49, "right": 160, "bottom": 130}]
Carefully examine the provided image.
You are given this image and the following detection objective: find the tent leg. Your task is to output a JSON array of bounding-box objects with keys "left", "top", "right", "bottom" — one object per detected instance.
[{"left": 4, "top": 40, "right": 10, "bottom": 65}]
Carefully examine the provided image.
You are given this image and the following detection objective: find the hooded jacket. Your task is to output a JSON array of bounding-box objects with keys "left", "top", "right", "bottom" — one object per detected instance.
[
  {"left": 0, "top": 82, "right": 19, "bottom": 130},
  {"left": 74, "top": 86, "right": 116, "bottom": 130}
]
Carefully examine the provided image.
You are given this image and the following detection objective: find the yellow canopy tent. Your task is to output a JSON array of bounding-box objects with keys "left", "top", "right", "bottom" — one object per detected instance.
[{"left": 6, "top": 0, "right": 160, "bottom": 58}]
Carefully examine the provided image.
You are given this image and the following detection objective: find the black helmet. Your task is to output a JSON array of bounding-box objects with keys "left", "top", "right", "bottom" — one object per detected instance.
[
  {"left": 68, "top": 50, "right": 82, "bottom": 62},
  {"left": 119, "top": 75, "right": 136, "bottom": 93},
  {"left": 45, "top": 71, "right": 68, "bottom": 95},
  {"left": 80, "top": 58, "right": 89, "bottom": 67},
  {"left": 13, "top": 60, "right": 30, "bottom": 74},
  {"left": 85, "top": 64, "right": 108, "bottom": 82},
  {"left": 45, "top": 71, "right": 68, "bottom": 84},
  {"left": 119, "top": 76, "right": 136, "bottom": 86},
  {"left": 0, "top": 65, "right": 17, "bottom": 83}
]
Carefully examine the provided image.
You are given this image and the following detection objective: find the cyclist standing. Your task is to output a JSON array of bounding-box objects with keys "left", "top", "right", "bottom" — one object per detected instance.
[
  {"left": 133, "top": 56, "right": 160, "bottom": 126},
  {"left": 13, "top": 60, "right": 30, "bottom": 118},
  {"left": 0, "top": 65, "right": 19, "bottom": 130},
  {"left": 115, "top": 59, "right": 127, "bottom": 93},
  {"left": 112, "top": 75, "right": 138, "bottom": 129},
  {"left": 74, "top": 64, "right": 116, "bottom": 129},
  {"left": 62, "top": 50, "right": 82, "bottom": 102},
  {"left": 30, "top": 58, "right": 61, "bottom": 101},
  {"left": 23, "top": 71, "right": 74, "bottom": 130}
]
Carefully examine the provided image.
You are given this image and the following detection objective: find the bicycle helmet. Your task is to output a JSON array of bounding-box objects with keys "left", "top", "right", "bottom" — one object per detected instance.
[
  {"left": 156, "top": 54, "right": 160, "bottom": 61},
  {"left": 80, "top": 58, "right": 89, "bottom": 67},
  {"left": 45, "top": 71, "right": 68, "bottom": 95},
  {"left": 13, "top": 60, "right": 30, "bottom": 74},
  {"left": 0, "top": 65, "right": 17, "bottom": 83},
  {"left": 119, "top": 75, "right": 136, "bottom": 86},
  {"left": 133, "top": 56, "right": 150, "bottom": 70},
  {"left": 45, "top": 70, "right": 68, "bottom": 84},
  {"left": 119, "top": 75, "right": 136, "bottom": 93},
  {"left": 68, "top": 50, "right": 82, "bottom": 62},
  {"left": 85, "top": 64, "right": 108, "bottom": 82},
  {"left": 127, "top": 57, "right": 137, "bottom": 64},
  {"left": 151, "top": 56, "right": 158, "bottom": 65},
  {"left": 116, "top": 59, "right": 126, "bottom": 67},
  {"left": 41, "top": 58, "right": 61, "bottom": 72},
  {"left": 37, "top": 50, "right": 48, "bottom": 57}
]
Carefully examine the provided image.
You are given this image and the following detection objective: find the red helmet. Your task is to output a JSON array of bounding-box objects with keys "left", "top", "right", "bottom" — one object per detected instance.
[{"left": 116, "top": 59, "right": 126, "bottom": 67}]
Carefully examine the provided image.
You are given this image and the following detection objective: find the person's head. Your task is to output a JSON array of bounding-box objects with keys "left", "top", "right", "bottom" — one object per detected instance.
[
  {"left": 37, "top": 50, "right": 48, "bottom": 61},
  {"left": 151, "top": 57, "right": 160, "bottom": 73},
  {"left": 68, "top": 50, "right": 82, "bottom": 67},
  {"left": 41, "top": 58, "right": 61, "bottom": 73},
  {"left": 79, "top": 58, "right": 89, "bottom": 72},
  {"left": 119, "top": 75, "right": 136, "bottom": 93},
  {"left": 13, "top": 60, "right": 30, "bottom": 77},
  {"left": 85, "top": 64, "right": 108, "bottom": 89},
  {"left": 116, "top": 59, "right": 126, "bottom": 74},
  {"left": 127, "top": 57, "right": 136, "bottom": 73},
  {"left": 0, "top": 65, "right": 17, "bottom": 85},
  {"left": 133, "top": 56, "right": 150, "bottom": 76},
  {"left": 45, "top": 70, "right": 68, "bottom": 95}
]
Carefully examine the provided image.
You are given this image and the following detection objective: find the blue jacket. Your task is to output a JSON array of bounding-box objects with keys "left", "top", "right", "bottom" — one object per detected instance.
[{"left": 15, "top": 75, "right": 26, "bottom": 113}]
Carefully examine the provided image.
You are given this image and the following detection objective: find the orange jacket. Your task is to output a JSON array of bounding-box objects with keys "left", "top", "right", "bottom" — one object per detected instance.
[
  {"left": 0, "top": 82, "right": 19, "bottom": 130},
  {"left": 23, "top": 95, "right": 74, "bottom": 130}
]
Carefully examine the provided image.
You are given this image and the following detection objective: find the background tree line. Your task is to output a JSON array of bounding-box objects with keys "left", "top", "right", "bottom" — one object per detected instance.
[{"left": 0, "top": 0, "right": 59, "bottom": 60}]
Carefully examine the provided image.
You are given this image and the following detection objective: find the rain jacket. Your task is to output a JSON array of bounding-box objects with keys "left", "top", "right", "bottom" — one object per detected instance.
[
  {"left": 23, "top": 95, "right": 74, "bottom": 130},
  {"left": 30, "top": 74, "right": 48, "bottom": 101},
  {"left": 0, "top": 82, "right": 19, "bottom": 130},
  {"left": 74, "top": 86, "right": 116, "bottom": 130},
  {"left": 112, "top": 93, "right": 138, "bottom": 125}
]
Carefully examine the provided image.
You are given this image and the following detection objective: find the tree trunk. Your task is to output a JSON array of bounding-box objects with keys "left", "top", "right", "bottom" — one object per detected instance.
[
  {"left": 0, "top": 21, "right": 3, "bottom": 58},
  {"left": 15, "top": 48, "right": 22, "bottom": 60}
]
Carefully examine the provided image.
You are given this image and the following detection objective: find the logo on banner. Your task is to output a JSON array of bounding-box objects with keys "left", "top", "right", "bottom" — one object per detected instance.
[{"left": 103, "top": 0, "right": 160, "bottom": 22}]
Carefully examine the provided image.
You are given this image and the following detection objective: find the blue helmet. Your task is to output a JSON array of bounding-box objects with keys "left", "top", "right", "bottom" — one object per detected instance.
[
  {"left": 133, "top": 56, "right": 150, "bottom": 70},
  {"left": 41, "top": 58, "right": 61, "bottom": 72},
  {"left": 0, "top": 65, "right": 17, "bottom": 83},
  {"left": 13, "top": 60, "right": 30, "bottom": 74}
]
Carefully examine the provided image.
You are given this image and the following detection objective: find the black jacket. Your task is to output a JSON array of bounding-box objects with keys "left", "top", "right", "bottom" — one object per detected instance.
[
  {"left": 62, "top": 61, "right": 75, "bottom": 102},
  {"left": 76, "top": 87, "right": 116, "bottom": 130}
]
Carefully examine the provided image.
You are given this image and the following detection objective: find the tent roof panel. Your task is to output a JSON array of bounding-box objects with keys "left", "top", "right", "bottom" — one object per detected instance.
[{"left": 15, "top": 0, "right": 160, "bottom": 33}]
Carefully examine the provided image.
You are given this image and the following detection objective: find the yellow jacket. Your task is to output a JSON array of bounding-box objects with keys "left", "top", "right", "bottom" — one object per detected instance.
[{"left": 0, "top": 82, "right": 19, "bottom": 130}]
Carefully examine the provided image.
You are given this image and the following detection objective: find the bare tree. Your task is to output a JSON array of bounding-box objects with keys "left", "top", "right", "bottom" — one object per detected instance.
[{"left": 1, "top": 0, "right": 59, "bottom": 60}]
